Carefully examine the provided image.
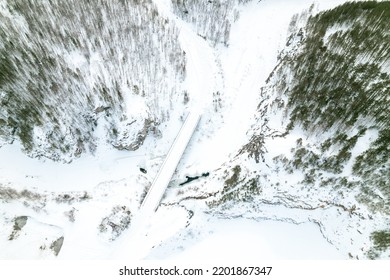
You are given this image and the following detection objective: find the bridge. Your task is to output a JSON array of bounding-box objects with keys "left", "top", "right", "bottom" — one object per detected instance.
[{"left": 140, "top": 112, "right": 201, "bottom": 213}]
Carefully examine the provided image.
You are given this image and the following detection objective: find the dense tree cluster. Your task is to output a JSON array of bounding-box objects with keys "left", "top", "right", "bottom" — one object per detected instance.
[{"left": 0, "top": 0, "right": 186, "bottom": 160}]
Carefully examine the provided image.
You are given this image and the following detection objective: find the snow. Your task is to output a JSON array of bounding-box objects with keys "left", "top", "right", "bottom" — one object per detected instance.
[
  {"left": 160, "top": 217, "right": 345, "bottom": 260},
  {"left": 341, "top": 128, "right": 379, "bottom": 176},
  {"left": 0, "top": 216, "right": 63, "bottom": 259},
  {"left": 0, "top": 141, "right": 142, "bottom": 192},
  {"left": 0, "top": 0, "right": 381, "bottom": 260},
  {"left": 65, "top": 51, "right": 88, "bottom": 71},
  {"left": 112, "top": 205, "right": 190, "bottom": 260},
  {"left": 174, "top": 0, "right": 358, "bottom": 172},
  {"left": 323, "top": 22, "right": 354, "bottom": 44}
]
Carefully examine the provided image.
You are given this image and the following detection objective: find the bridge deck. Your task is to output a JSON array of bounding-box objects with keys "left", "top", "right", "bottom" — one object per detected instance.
[{"left": 141, "top": 112, "right": 201, "bottom": 212}]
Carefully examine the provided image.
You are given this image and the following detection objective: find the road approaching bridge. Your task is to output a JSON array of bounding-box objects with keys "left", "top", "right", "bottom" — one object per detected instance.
[{"left": 141, "top": 112, "right": 201, "bottom": 212}]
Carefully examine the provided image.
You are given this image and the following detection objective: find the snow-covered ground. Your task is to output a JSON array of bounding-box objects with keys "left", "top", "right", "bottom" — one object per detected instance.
[
  {"left": 147, "top": 215, "right": 345, "bottom": 260},
  {"left": 0, "top": 0, "right": 376, "bottom": 260}
]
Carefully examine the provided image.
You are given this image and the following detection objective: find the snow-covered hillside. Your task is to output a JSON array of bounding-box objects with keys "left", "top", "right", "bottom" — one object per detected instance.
[
  {"left": 0, "top": 0, "right": 186, "bottom": 161},
  {"left": 1, "top": 0, "right": 389, "bottom": 260}
]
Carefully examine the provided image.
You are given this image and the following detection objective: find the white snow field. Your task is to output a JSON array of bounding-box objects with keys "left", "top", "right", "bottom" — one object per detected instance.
[
  {"left": 0, "top": 0, "right": 374, "bottom": 260},
  {"left": 151, "top": 217, "right": 345, "bottom": 260}
]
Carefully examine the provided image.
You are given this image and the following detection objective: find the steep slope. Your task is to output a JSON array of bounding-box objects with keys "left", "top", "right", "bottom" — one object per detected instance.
[
  {"left": 0, "top": 0, "right": 186, "bottom": 161},
  {"left": 205, "top": 1, "right": 389, "bottom": 259}
]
